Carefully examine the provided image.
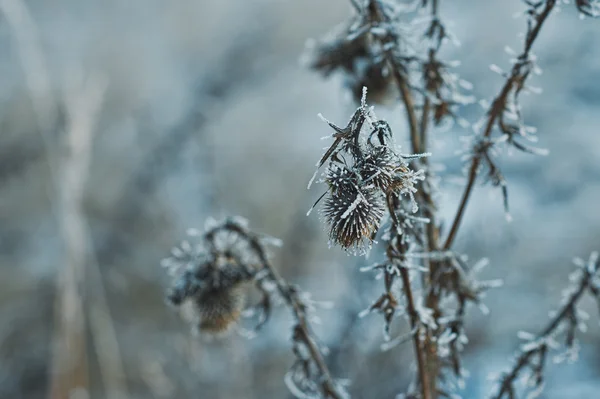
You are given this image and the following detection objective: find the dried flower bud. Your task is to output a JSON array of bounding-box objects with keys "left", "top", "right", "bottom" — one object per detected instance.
[
  {"left": 308, "top": 26, "right": 394, "bottom": 104},
  {"left": 349, "top": 60, "right": 395, "bottom": 105},
  {"left": 167, "top": 261, "right": 250, "bottom": 333},
  {"left": 308, "top": 30, "right": 369, "bottom": 76},
  {"left": 191, "top": 284, "right": 247, "bottom": 333},
  {"left": 433, "top": 101, "right": 451, "bottom": 125},
  {"left": 324, "top": 164, "right": 357, "bottom": 193}
]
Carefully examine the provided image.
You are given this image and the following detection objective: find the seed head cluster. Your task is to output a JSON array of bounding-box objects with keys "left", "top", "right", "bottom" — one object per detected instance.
[
  {"left": 166, "top": 257, "right": 250, "bottom": 334},
  {"left": 309, "top": 91, "right": 426, "bottom": 254},
  {"left": 161, "top": 218, "right": 260, "bottom": 334}
]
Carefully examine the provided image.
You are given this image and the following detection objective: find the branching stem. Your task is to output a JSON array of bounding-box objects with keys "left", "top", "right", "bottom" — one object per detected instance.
[
  {"left": 386, "top": 204, "right": 433, "bottom": 399},
  {"left": 443, "top": 0, "right": 557, "bottom": 250},
  {"left": 490, "top": 253, "right": 599, "bottom": 399},
  {"left": 209, "top": 221, "right": 345, "bottom": 399}
]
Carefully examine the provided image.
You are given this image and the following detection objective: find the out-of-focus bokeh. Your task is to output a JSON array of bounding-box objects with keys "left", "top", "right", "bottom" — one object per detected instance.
[{"left": 1, "top": 0, "right": 599, "bottom": 398}]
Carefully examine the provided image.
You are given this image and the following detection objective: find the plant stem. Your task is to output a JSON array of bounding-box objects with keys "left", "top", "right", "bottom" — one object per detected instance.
[
  {"left": 392, "top": 65, "right": 421, "bottom": 155},
  {"left": 217, "top": 222, "right": 345, "bottom": 399},
  {"left": 400, "top": 267, "right": 432, "bottom": 399},
  {"left": 386, "top": 219, "right": 432, "bottom": 399},
  {"left": 443, "top": 0, "right": 557, "bottom": 250},
  {"left": 265, "top": 260, "right": 344, "bottom": 399}
]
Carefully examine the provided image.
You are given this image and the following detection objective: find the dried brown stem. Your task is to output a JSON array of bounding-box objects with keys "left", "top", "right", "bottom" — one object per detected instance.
[
  {"left": 262, "top": 256, "right": 344, "bottom": 399},
  {"left": 419, "top": 2, "right": 446, "bottom": 396},
  {"left": 385, "top": 64, "right": 436, "bottom": 399},
  {"left": 418, "top": 0, "right": 442, "bottom": 273},
  {"left": 386, "top": 207, "right": 432, "bottom": 399},
  {"left": 391, "top": 65, "right": 421, "bottom": 155},
  {"left": 381, "top": 1, "right": 443, "bottom": 396},
  {"left": 209, "top": 221, "right": 345, "bottom": 399},
  {"left": 400, "top": 267, "right": 432, "bottom": 399},
  {"left": 420, "top": 97, "right": 431, "bottom": 153}
]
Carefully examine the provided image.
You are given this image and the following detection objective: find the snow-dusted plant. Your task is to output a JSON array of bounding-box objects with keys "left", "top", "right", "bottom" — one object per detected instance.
[
  {"left": 307, "top": 89, "right": 427, "bottom": 255},
  {"left": 160, "top": 1, "right": 600, "bottom": 399},
  {"left": 490, "top": 252, "right": 600, "bottom": 399},
  {"left": 304, "top": 0, "right": 600, "bottom": 398},
  {"left": 162, "top": 217, "right": 349, "bottom": 399}
]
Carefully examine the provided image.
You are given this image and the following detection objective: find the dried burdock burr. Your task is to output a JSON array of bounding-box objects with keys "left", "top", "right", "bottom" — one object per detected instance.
[
  {"left": 167, "top": 256, "right": 251, "bottom": 333},
  {"left": 359, "top": 145, "right": 399, "bottom": 191},
  {"left": 321, "top": 175, "right": 386, "bottom": 251},
  {"left": 164, "top": 245, "right": 253, "bottom": 334},
  {"left": 308, "top": 88, "right": 428, "bottom": 254},
  {"left": 189, "top": 285, "right": 247, "bottom": 333}
]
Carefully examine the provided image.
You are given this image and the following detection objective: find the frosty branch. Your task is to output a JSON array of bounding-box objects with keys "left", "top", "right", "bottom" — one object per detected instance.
[
  {"left": 309, "top": 0, "right": 480, "bottom": 396},
  {"left": 490, "top": 252, "right": 600, "bottom": 399},
  {"left": 443, "top": 0, "right": 558, "bottom": 250},
  {"left": 307, "top": 0, "right": 600, "bottom": 398}
]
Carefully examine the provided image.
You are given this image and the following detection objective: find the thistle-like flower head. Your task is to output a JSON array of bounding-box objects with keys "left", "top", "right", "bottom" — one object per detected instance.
[
  {"left": 162, "top": 217, "right": 275, "bottom": 334},
  {"left": 308, "top": 89, "right": 428, "bottom": 254},
  {"left": 321, "top": 181, "right": 385, "bottom": 252}
]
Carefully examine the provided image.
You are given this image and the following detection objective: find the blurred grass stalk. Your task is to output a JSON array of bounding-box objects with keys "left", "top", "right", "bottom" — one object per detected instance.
[
  {"left": 0, "top": 0, "right": 127, "bottom": 397},
  {"left": 50, "top": 70, "right": 106, "bottom": 399}
]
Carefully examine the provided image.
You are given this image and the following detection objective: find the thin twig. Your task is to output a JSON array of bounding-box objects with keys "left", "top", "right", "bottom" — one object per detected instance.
[
  {"left": 443, "top": 0, "right": 557, "bottom": 250},
  {"left": 386, "top": 201, "right": 432, "bottom": 399},
  {"left": 391, "top": 65, "right": 421, "bottom": 155},
  {"left": 209, "top": 221, "right": 346, "bottom": 399},
  {"left": 400, "top": 267, "right": 431, "bottom": 397},
  {"left": 490, "top": 252, "right": 599, "bottom": 399}
]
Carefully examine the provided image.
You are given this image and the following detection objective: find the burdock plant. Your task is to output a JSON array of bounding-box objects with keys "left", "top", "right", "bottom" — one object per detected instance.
[
  {"left": 161, "top": 1, "right": 600, "bottom": 398},
  {"left": 305, "top": 0, "right": 600, "bottom": 398},
  {"left": 162, "top": 217, "right": 349, "bottom": 398}
]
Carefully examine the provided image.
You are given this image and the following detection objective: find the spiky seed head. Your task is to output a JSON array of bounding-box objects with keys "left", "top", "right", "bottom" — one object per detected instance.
[
  {"left": 324, "top": 164, "right": 357, "bottom": 193},
  {"left": 167, "top": 260, "right": 251, "bottom": 334},
  {"left": 322, "top": 184, "right": 385, "bottom": 253},
  {"left": 359, "top": 146, "right": 400, "bottom": 191},
  {"left": 193, "top": 284, "right": 246, "bottom": 333}
]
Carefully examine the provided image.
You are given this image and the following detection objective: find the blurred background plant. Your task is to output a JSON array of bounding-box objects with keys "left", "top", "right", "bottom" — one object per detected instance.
[{"left": 1, "top": 0, "right": 600, "bottom": 398}]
